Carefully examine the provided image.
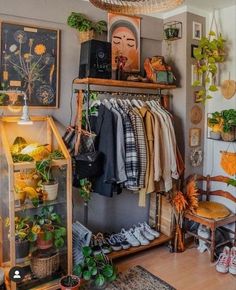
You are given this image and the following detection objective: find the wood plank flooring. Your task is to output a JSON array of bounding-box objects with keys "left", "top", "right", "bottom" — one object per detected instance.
[{"left": 115, "top": 245, "right": 236, "bottom": 290}]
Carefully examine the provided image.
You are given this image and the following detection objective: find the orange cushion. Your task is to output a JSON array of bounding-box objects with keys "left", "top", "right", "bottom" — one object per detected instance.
[{"left": 196, "top": 201, "right": 231, "bottom": 219}]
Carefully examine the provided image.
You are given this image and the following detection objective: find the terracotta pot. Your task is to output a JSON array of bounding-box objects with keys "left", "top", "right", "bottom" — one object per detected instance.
[
  {"left": 37, "top": 224, "right": 54, "bottom": 250},
  {"left": 43, "top": 182, "right": 58, "bottom": 201},
  {"left": 59, "top": 275, "right": 80, "bottom": 290}
]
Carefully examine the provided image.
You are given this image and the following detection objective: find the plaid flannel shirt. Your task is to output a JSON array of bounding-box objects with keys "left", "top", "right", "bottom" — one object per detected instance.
[{"left": 111, "top": 100, "right": 139, "bottom": 190}]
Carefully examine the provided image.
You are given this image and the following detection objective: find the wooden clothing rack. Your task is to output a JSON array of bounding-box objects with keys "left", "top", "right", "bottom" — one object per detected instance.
[{"left": 72, "top": 78, "right": 177, "bottom": 259}]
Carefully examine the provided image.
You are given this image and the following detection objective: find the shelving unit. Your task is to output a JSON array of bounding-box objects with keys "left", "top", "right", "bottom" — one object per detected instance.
[
  {"left": 0, "top": 116, "right": 72, "bottom": 290},
  {"left": 73, "top": 78, "right": 176, "bottom": 259}
]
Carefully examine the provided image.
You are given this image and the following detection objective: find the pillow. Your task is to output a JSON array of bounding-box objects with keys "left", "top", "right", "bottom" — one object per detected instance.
[{"left": 196, "top": 201, "right": 231, "bottom": 219}]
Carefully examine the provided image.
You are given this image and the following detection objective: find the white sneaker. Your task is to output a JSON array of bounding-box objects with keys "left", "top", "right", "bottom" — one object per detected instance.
[
  {"left": 229, "top": 247, "right": 236, "bottom": 275},
  {"left": 141, "top": 222, "right": 160, "bottom": 238},
  {"left": 132, "top": 227, "right": 150, "bottom": 246},
  {"left": 137, "top": 225, "right": 155, "bottom": 241},
  {"left": 120, "top": 228, "right": 140, "bottom": 247},
  {"left": 216, "top": 246, "right": 230, "bottom": 273}
]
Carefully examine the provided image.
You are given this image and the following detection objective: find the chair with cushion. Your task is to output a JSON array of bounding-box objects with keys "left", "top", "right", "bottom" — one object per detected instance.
[{"left": 184, "top": 174, "right": 236, "bottom": 262}]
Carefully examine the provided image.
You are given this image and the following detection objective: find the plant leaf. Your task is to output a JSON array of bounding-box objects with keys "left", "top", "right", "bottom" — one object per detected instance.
[
  {"left": 83, "top": 270, "right": 92, "bottom": 281},
  {"left": 73, "top": 264, "right": 82, "bottom": 277},
  {"left": 82, "top": 246, "right": 92, "bottom": 257},
  {"left": 102, "top": 264, "right": 114, "bottom": 278},
  {"left": 209, "top": 85, "right": 218, "bottom": 92},
  {"left": 54, "top": 237, "right": 64, "bottom": 248},
  {"left": 95, "top": 274, "right": 105, "bottom": 287}
]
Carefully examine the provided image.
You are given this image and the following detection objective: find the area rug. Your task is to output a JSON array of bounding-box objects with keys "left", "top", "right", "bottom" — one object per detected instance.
[{"left": 105, "top": 265, "right": 176, "bottom": 290}]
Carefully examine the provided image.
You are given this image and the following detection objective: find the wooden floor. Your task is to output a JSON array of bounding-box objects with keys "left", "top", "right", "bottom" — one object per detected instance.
[{"left": 115, "top": 245, "right": 236, "bottom": 290}]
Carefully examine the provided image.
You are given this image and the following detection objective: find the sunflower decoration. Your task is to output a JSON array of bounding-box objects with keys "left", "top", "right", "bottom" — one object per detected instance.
[
  {"left": 185, "top": 177, "right": 199, "bottom": 214},
  {"left": 34, "top": 43, "right": 46, "bottom": 55}
]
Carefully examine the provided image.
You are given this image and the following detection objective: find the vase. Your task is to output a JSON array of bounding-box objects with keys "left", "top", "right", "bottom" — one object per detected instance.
[
  {"left": 15, "top": 240, "right": 30, "bottom": 262},
  {"left": 36, "top": 224, "right": 54, "bottom": 250},
  {"left": 43, "top": 182, "right": 58, "bottom": 201},
  {"left": 221, "top": 130, "right": 236, "bottom": 142},
  {"left": 209, "top": 131, "right": 221, "bottom": 140}
]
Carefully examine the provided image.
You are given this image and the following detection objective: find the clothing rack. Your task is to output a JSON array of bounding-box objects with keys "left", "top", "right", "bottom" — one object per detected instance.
[{"left": 72, "top": 78, "right": 177, "bottom": 259}]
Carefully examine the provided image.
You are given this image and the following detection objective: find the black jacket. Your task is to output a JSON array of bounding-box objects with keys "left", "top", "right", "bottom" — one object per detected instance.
[{"left": 94, "top": 104, "right": 118, "bottom": 197}]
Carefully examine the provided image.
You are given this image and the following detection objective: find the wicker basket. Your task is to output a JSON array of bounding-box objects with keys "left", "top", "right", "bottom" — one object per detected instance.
[
  {"left": 77, "top": 30, "right": 94, "bottom": 43},
  {"left": 221, "top": 129, "right": 236, "bottom": 142},
  {"left": 30, "top": 250, "right": 60, "bottom": 279}
]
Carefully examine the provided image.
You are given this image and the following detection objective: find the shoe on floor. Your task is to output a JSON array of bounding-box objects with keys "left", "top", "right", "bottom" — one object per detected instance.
[
  {"left": 132, "top": 227, "right": 150, "bottom": 246},
  {"left": 229, "top": 246, "right": 236, "bottom": 275},
  {"left": 140, "top": 222, "right": 160, "bottom": 238},
  {"left": 215, "top": 246, "right": 230, "bottom": 273},
  {"left": 120, "top": 228, "right": 140, "bottom": 247}
]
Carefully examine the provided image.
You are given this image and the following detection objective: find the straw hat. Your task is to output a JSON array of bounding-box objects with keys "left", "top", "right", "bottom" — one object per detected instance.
[{"left": 221, "top": 79, "right": 236, "bottom": 99}]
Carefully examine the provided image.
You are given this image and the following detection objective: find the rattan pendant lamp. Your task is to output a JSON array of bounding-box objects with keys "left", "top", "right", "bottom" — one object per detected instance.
[{"left": 89, "top": 0, "right": 184, "bottom": 15}]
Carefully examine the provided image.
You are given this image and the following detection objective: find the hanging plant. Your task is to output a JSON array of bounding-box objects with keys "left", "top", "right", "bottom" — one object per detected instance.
[{"left": 193, "top": 30, "right": 226, "bottom": 103}]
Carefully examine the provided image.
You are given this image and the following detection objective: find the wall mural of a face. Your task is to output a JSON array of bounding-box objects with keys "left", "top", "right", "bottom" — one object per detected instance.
[{"left": 108, "top": 13, "right": 140, "bottom": 72}]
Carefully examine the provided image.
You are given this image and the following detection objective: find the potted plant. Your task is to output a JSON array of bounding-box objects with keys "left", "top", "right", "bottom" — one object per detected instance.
[
  {"left": 73, "top": 246, "right": 117, "bottom": 289},
  {"left": 207, "top": 111, "right": 222, "bottom": 140},
  {"left": 67, "top": 12, "right": 107, "bottom": 43},
  {"left": 193, "top": 30, "right": 226, "bottom": 102},
  {"left": 164, "top": 26, "right": 179, "bottom": 40},
  {"left": 221, "top": 109, "right": 236, "bottom": 141},
  {"left": 59, "top": 275, "right": 80, "bottom": 290},
  {"left": 36, "top": 150, "right": 64, "bottom": 201},
  {"left": 28, "top": 206, "right": 66, "bottom": 250},
  {"left": 5, "top": 216, "right": 31, "bottom": 262}
]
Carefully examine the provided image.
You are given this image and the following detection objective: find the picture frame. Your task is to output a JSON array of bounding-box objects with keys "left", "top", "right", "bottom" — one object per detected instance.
[
  {"left": 191, "top": 64, "right": 202, "bottom": 86},
  {"left": 192, "top": 21, "right": 202, "bottom": 40},
  {"left": 108, "top": 13, "right": 141, "bottom": 72},
  {"left": 0, "top": 21, "right": 60, "bottom": 108},
  {"left": 189, "top": 128, "right": 201, "bottom": 147},
  {"left": 191, "top": 44, "right": 198, "bottom": 58}
]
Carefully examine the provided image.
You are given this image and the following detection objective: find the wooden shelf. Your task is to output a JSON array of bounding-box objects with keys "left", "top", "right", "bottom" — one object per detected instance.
[
  {"left": 13, "top": 159, "right": 67, "bottom": 170},
  {"left": 73, "top": 78, "right": 176, "bottom": 90},
  {"left": 207, "top": 137, "right": 236, "bottom": 143},
  {"left": 15, "top": 197, "right": 66, "bottom": 212},
  {"left": 108, "top": 233, "right": 172, "bottom": 260}
]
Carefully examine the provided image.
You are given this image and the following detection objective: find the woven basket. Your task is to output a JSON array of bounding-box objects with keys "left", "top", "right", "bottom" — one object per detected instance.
[
  {"left": 221, "top": 129, "right": 236, "bottom": 142},
  {"left": 30, "top": 250, "right": 60, "bottom": 279},
  {"left": 77, "top": 30, "right": 94, "bottom": 43}
]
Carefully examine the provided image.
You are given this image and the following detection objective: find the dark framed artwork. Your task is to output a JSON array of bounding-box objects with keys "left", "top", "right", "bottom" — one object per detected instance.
[
  {"left": 108, "top": 13, "right": 141, "bottom": 72},
  {"left": 0, "top": 21, "right": 60, "bottom": 108},
  {"left": 191, "top": 44, "right": 198, "bottom": 58}
]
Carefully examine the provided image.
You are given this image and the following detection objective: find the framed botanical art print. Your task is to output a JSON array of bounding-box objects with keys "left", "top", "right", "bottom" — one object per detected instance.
[
  {"left": 0, "top": 21, "right": 60, "bottom": 108},
  {"left": 108, "top": 13, "right": 141, "bottom": 72},
  {"left": 189, "top": 128, "right": 201, "bottom": 147},
  {"left": 192, "top": 21, "right": 202, "bottom": 40}
]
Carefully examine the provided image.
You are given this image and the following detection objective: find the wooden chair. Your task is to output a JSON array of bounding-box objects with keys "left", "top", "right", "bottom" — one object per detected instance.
[{"left": 184, "top": 175, "right": 236, "bottom": 262}]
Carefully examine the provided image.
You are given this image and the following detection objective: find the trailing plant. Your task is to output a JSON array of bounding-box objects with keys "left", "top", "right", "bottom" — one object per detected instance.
[
  {"left": 79, "top": 178, "right": 93, "bottom": 202},
  {"left": 73, "top": 246, "right": 117, "bottom": 288},
  {"left": 5, "top": 216, "right": 31, "bottom": 242},
  {"left": 67, "top": 12, "right": 107, "bottom": 34},
  {"left": 35, "top": 150, "right": 64, "bottom": 183},
  {"left": 28, "top": 206, "right": 66, "bottom": 249},
  {"left": 193, "top": 30, "right": 226, "bottom": 103},
  {"left": 227, "top": 178, "right": 236, "bottom": 187}
]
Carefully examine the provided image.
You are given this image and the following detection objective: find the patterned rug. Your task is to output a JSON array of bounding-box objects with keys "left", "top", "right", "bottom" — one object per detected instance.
[{"left": 105, "top": 265, "right": 176, "bottom": 290}]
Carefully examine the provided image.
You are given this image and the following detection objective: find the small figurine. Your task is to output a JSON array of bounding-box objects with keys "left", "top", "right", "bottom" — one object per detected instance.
[{"left": 115, "top": 54, "right": 128, "bottom": 80}]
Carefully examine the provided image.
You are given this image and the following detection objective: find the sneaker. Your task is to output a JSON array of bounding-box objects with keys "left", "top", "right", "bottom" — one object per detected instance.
[
  {"left": 137, "top": 225, "right": 155, "bottom": 241},
  {"left": 132, "top": 227, "right": 150, "bottom": 246},
  {"left": 107, "top": 235, "right": 122, "bottom": 251},
  {"left": 229, "top": 246, "right": 236, "bottom": 275},
  {"left": 140, "top": 222, "right": 160, "bottom": 238},
  {"left": 112, "top": 233, "right": 131, "bottom": 250},
  {"left": 216, "top": 246, "right": 230, "bottom": 273},
  {"left": 120, "top": 228, "right": 140, "bottom": 247},
  {"left": 96, "top": 233, "right": 112, "bottom": 254}
]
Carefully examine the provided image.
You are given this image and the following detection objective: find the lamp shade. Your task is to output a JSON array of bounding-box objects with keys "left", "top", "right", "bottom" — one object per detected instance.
[{"left": 89, "top": 0, "right": 184, "bottom": 14}]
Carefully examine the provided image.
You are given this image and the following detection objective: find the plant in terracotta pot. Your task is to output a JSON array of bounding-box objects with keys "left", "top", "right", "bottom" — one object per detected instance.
[
  {"left": 193, "top": 30, "right": 226, "bottom": 103},
  {"left": 207, "top": 111, "right": 223, "bottom": 140},
  {"left": 59, "top": 275, "right": 80, "bottom": 290},
  {"left": 73, "top": 246, "right": 117, "bottom": 290},
  {"left": 28, "top": 206, "right": 66, "bottom": 250},
  {"left": 67, "top": 12, "right": 107, "bottom": 42},
  {"left": 221, "top": 109, "right": 236, "bottom": 141},
  {"left": 5, "top": 216, "right": 31, "bottom": 262},
  {"left": 36, "top": 150, "right": 64, "bottom": 201}
]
